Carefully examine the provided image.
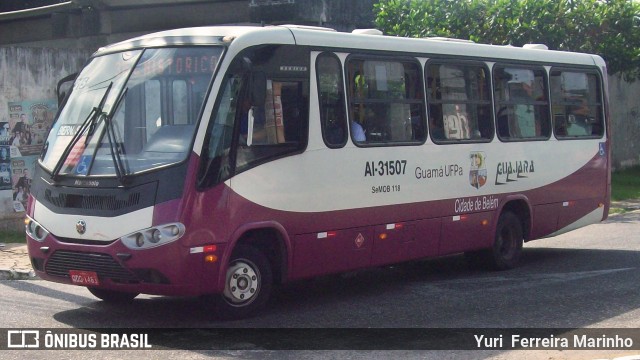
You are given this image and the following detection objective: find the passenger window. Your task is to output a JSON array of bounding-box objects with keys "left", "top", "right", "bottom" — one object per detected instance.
[
  {"left": 494, "top": 66, "right": 550, "bottom": 141},
  {"left": 346, "top": 57, "right": 426, "bottom": 145},
  {"left": 317, "top": 53, "right": 348, "bottom": 148},
  {"left": 236, "top": 79, "right": 307, "bottom": 172},
  {"left": 550, "top": 70, "right": 604, "bottom": 138},
  {"left": 426, "top": 62, "right": 493, "bottom": 142}
]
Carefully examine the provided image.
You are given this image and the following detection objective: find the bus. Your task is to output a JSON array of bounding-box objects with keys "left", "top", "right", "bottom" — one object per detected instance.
[{"left": 26, "top": 25, "right": 610, "bottom": 319}]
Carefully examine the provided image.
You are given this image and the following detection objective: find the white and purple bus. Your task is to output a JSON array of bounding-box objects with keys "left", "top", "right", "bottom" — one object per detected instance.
[{"left": 26, "top": 25, "right": 610, "bottom": 319}]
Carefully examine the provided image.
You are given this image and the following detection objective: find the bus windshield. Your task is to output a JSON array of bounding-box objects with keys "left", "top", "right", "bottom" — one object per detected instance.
[{"left": 41, "top": 46, "right": 222, "bottom": 178}]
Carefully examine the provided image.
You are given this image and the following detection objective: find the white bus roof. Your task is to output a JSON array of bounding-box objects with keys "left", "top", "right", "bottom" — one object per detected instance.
[{"left": 95, "top": 25, "right": 604, "bottom": 68}]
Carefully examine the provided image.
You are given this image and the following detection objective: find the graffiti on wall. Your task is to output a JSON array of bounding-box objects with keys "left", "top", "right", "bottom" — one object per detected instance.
[{"left": 5, "top": 100, "right": 56, "bottom": 212}]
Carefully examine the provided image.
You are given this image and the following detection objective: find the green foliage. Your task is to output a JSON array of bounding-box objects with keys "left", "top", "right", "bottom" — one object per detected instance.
[
  {"left": 374, "top": 0, "right": 640, "bottom": 80},
  {"left": 611, "top": 166, "right": 640, "bottom": 201},
  {"left": 0, "top": 230, "right": 26, "bottom": 244}
]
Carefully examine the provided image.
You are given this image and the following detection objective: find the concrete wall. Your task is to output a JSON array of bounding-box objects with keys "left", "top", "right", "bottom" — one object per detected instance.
[
  {"left": 0, "top": 1, "right": 250, "bottom": 48},
  {"left": 0, "top": 46, "right": 91, "bottom": 230},
  {"left": 0, "top": 47, "right": 91, "bottom": 107},
  {"left": 608, "top": 74, "right": 640, "bottom": 170},
  {"left": 250, "top": 0, "right": 376, "bottom": 31}
]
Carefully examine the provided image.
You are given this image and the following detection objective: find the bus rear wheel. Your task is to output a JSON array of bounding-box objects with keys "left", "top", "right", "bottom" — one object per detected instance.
[
  {"left": 88, "top": 288, "right": 138, "bottom": 303},
  {"left": 215, "top": 245, "right": 272, "bottom": 320},
  {"left": 489, "top": 211, "right": 524, "bottom": 270},
  {"left": 466, "top": 211, "right": 523, "bottom": 270}
]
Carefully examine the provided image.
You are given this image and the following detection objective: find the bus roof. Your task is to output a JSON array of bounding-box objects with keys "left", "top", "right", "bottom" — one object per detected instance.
[{"left": 95, "top": 24, "right": 604, "bottom": 68}]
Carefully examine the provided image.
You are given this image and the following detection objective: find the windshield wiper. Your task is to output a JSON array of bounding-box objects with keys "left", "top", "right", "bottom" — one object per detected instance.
[
  {"left": 50, "top": 82, "right": 113, "bottom": 180},
  {"left": 81, "top": 86, "right": 130, "bottom": 184},
  {"left": 103, "top": 88, "right": 129, "bottom": 184}
]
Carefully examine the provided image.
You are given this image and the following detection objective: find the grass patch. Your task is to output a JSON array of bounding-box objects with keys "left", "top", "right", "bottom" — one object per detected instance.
[
  {"left": 0, "top": 230, "right": 26, "bottom": 244},
  {"left": 608, "top": 207, "right": 628, "bottom": 215},
  {"left": 611, "top": 166, "right": 640, "bottom": 201}
]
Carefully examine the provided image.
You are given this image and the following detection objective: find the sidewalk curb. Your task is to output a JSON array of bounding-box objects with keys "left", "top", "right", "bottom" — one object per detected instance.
[{"left": 0, "top": 268, "right": 37, "bottom": 280}]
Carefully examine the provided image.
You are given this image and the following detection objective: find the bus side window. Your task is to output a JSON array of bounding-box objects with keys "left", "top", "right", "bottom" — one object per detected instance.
[
  {"left": 427, "top": 62, "right": 493, "bottom": 143},
  {"left": 235, "top": 79, "right": 308, "bottom": 173},
  {"left": 242, "top": 80, "right": 305, "bottom": 146},
  {"left": 200, "top": 73, "right": 242, "bottom": 186},
  {"left": 493, "top": 65, "right": 550, "bottom": 141},
  {"left": 316, "top": 53, "right": 348, "bottom": 148},
  {"left": 550, "top": 70, "right": 604, "bottom": 139},
  {"left": 347, "top": 57, "right": 425, "bottom": 145}
]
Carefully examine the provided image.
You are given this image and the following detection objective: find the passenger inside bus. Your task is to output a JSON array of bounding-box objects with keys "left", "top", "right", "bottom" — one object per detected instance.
[
  {"left": 565, "top": 99, "right": 594, "bottom": 136},
  {"left": 509, "top": 80, "right": 537, "bottom": 138},
  {"left": 429, "top": 106, "right": 446, "bottom": 141},
  {"left": 495, "top": 67, "right": 550, "bottom": 140},
  {"left": 350, "top": 119, "right": 366, "bottom": 142}
]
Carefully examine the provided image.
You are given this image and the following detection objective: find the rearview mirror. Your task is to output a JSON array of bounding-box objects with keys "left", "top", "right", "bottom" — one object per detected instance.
[{"left": 56, "top": 72, "right": 77, "bottom": 106}]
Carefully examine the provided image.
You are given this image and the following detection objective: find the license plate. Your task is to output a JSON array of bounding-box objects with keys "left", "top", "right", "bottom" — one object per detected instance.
[{"left": 69, "top": 270, "right": 100, "bottom": 286}]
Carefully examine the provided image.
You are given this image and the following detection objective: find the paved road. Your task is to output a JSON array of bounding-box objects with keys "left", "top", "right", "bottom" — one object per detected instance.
[{"left": 2, "top": 211, "right": 640, "bottom": 359}]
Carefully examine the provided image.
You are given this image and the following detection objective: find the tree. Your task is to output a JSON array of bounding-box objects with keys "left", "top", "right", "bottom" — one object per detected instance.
[{"left": 374, "top": 0, "right": 640, "bottom": 80}]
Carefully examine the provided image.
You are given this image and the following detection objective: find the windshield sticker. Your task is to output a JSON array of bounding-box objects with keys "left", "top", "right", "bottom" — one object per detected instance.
[
  {"left": 62, "top": 136, "right": 87, "bottom": 168},
  {"left": 75, "top": 155, "right": 92, "bottom": 175}
]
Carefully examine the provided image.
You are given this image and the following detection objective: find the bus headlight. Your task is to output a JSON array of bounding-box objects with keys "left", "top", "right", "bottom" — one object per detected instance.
[
  {"left": 25, "top": 216, "right": 50, "bottom": 242},
  {"left": 150, "top": 229, "right": 162, "bottom": 243},
  {"left": 120, "top": 223, "right": 185, "bottom": 250}
]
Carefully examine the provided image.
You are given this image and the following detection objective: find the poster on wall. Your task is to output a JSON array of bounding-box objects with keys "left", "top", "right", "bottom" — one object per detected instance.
[
  {"left": 0, "top": 121, "right": 10, "bottom": 145},
  {"left": 11, "top": 156, "right": 36, "bottom": 212},
  {"left": 8, "top": 100, "right": 56, "bottom": 157},
  {"left": 0, "top": 145, "right": 11, "bottom": 191}
]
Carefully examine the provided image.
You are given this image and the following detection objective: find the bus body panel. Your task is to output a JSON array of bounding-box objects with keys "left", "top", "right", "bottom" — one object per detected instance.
[{"left": 227, "top": 140, "right": 607, "bottom": 214}]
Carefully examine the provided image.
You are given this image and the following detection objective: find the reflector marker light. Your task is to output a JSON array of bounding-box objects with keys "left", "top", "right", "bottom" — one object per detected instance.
[
  {"left": 452, "top": 215, "right": 468, "bottom": 222},
  {"left": 386, "top": 223, "right": 404, "bottom": 230},
  {"left": 191, "top": 245, "right": 218, "bottom": 256},
  {"left": 190, "top": 247, "right": 204, "bottom": 254},
  {"left": 317, "top": 231, "right": 337, "bottom": 239}
]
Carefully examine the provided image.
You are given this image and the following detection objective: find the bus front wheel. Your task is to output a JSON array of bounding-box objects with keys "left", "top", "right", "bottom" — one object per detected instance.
[{"left": 215, "top": 245, "right": 272, "bottom": 320}]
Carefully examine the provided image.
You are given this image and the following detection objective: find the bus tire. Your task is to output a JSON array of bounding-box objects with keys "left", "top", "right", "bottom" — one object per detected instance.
[
  {"left": 215, "top": 245, "right": 272, "bottom": 320},
  {"left": 488, "top": 211, "right": 524, "bottom": 270},
  {"left": 465, "top": 211, "right": 523, "bottom": 270},
  {"left": 87, "top": 287, "right": 138, "bottom": 303}
]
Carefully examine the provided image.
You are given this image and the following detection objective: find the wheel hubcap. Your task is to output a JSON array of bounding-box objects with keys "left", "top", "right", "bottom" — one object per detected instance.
[{"left": 224, "top": 260, "right": 260, "bottom": 304}]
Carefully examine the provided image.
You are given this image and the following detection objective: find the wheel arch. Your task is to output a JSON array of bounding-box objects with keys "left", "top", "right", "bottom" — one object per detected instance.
[
  {"left": 217, "top": 221, "right": 292, "bottom": 291},
  {"left": 497, "top": 195, "right": 532, "bottom": 241}
]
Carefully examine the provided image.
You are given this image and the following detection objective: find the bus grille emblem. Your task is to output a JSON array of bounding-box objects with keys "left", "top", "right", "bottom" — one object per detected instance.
[{"left": 76, "top": 220, "right": 87, "bottom": 235}]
